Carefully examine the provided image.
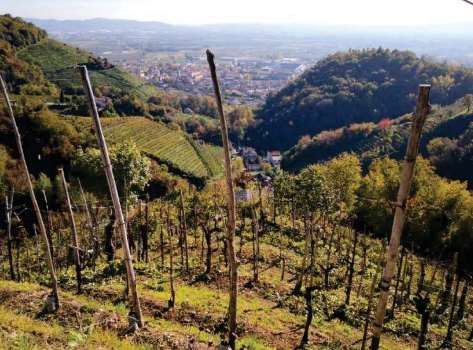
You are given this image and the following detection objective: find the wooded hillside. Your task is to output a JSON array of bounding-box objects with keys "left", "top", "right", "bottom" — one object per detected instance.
[{"left": 247, "top": 48, "right": 473, "bottom": 151}]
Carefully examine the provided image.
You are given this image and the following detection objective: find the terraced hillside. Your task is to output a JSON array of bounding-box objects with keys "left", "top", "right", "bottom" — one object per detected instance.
[
  {"left": 99, "top": 117, "right": 224, "bottom": 179},
  {"left": 17, "top": 38, "right": 158, "bottom": 98}
]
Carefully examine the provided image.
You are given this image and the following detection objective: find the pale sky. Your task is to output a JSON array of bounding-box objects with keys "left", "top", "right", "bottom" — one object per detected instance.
[{"left": 3, "top": 0, "right": 473, "bottom": 26}]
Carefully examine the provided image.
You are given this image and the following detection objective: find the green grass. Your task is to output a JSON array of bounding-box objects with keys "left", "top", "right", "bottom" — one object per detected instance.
[{"left": 17, "top": 39, "right": 158, "bottom": 99}]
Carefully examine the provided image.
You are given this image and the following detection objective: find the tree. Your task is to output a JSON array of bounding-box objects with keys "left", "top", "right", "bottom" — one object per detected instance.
[{"left": 73, "top": 141, "right": 150, "bottom": 197}]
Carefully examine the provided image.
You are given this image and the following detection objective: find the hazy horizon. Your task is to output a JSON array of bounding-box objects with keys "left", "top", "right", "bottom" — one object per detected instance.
[{"left": 4, "top": 0, "right": 473, "bottom": 27}]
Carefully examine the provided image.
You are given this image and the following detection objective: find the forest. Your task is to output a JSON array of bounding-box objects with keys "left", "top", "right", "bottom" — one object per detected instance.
[
  {"left": 1, "top": 13, "right": 473, "bottom": 350},
  {"left": 247, "top": 48, "right": 473, "bottom": 152}
]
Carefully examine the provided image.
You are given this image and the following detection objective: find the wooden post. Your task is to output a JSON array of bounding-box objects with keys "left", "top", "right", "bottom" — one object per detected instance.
[
  {"left": 443, "top": 253, "right": 460, "bottom": 347},
  {"left": 0, "top": 74, "right": 60, "bottom": 309},
  {"left": 78, "top": 179, "right": 96, "bottom": 244},
  {"left": 59, "top": 168, "right": 82, "bottom": 294},
  {"left": 5, "top": 190, "right": 15, "bottom": 280},
  {"left": 142, "top": 194, "right": 150, "bottom": 263},
  {"left": 389, "top": 245, "right": 406, "bottom": 317},
  {"left": 79, "top": 65, "right": 143, "bottom": 328},
  {"left": 206, "top": 50, "right": 238, "bottom": 350},
  {"left": 41, "top": 189, "right": 54, "bottom": 257},
  {"left": 251, "top": 206, "right": 259, "bottom": 284},
  {"left": 179, "top": 190, "right": 189, "bottom": 274},
  {"left": 370, "top": 85, "right": 431, "bottom": 350},
  {"left": 168, "top": 223, "right": 176, "bottom": 309},
  {"left": 362, "top": 271, "right": 380, "bottom": 350},
  {"left": 344, "top": 227, "right": 358, "bottom": 306},
  {"left": 160, "top": 220, "right": 165, "bottom": 268}
]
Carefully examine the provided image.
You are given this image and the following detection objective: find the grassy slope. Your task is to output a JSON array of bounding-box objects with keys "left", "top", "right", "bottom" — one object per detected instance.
[
  {"left": 1, "top": 208, "right": 471, "bottom": 350},
  {"left": 97, "top": 117, "right": 223, "bottom": 179},
  {"left": 17, "top": 38, "right": 158, "bottom": 99}
]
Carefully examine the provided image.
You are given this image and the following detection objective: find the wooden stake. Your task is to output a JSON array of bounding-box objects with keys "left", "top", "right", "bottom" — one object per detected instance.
[
  {"left": 78, "top": 179, "right": 97, "bottom": 245},
  {"left": 41, "top": 189, "right": 54, "bottom": 257},
  {"left": 345, "top": 227, "right": 358, "bottom": 306},
  {"left": 362, "top": 271, "right": 380, "bottom": 350},
  {"left": 79, "top": 65, "right": 143, "bottom": 327},
  {"left": 251, "top": 206, "right": 259, "bottom": 284},
  {"left": 443, "top": 253, "right": 460, "bottom": 347},
  {"left": 59, "top": 168, "right": 82, "bottom": 294},
  {"left": 5, "top": 190, "right": 15, "bottom": 280},
  {"left": 168, "top": 223, "right": 176, "bottom": 309},
  {"left": 179, "top": 190, "right": 189, "bottom": 274},
  {"left": 207, "top": 50, "right": 238, "bottom": 349},
  {"left": 370, "top": 85, "right": 431, "bottom": 350},
  {"left": 0, "top": 74, "right": 59, "bottom": 309}
]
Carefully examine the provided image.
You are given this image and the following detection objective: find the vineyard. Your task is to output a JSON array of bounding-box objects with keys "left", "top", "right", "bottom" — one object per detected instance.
[
  {"left": 98, "top": 117, "right": 223, "bottom": 179},
  {"left": 17, "top": 39, "right": 158, "bottom": 98}
]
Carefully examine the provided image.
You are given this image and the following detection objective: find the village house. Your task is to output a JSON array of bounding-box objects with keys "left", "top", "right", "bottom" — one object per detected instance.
[{"left": 266, "top": 150, "right": 282, "bottom": 168}]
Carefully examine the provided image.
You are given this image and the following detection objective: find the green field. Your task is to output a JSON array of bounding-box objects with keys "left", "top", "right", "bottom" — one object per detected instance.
[
  {"left": 97, "top": 117, "right": 223, "bottom": 179},
  {"left": 17, "top": 39, "right": 158, "bottom": 98}
]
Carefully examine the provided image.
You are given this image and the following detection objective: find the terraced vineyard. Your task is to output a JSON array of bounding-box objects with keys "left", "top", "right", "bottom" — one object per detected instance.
[
  {"left": 100, "top": 117, "right": 223, "bottom": 179},
  {"left": 17, "top": 39, "right": 158, "bottom": 98}
]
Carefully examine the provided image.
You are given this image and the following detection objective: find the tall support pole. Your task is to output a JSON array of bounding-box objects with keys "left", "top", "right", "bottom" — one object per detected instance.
[
  {"left": 0, "top": 74, "right": 60, "bottom": 309},
  {"left": 79, "top": 65, "right": 143, "bottom": 327},
  {"left": 207, "top": 50, "right": 238, "bottom": 349},
  {"left": 370, "top": 85, "right": 431, "bottom": 350},
  {"left": 59, "top": 168, "right": 82, "bottom": 294}
]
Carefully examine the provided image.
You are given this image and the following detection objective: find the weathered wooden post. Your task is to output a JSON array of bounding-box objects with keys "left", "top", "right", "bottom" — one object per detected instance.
[
  {"left": 443, "top": 253, "right": 460, "bottom": 348},
  {"left": 78, "top": 179, "right": 96, "bottom": 244},
  {"left": 41, "top": 189, "right": 54, "bottom": 257},
  {"left": 206, "top": 50, "right": 238, "bottom": 349},
  {"left": 179, "top": 189, "right": 189, "bottom": 274},
  {"left": 59, "top": 168, "right": 82, "bottom": 294},
  {"left": 344, "top": 227, "right": 358, "bottom": 306},
  {"left": 78, "top": 65, "right": 143, "bottom": 328},
  {"left": 251, "top": 206, "right": 259, "bottom": 284},
  {"left": 5, "top": 190, "right": 15, "bottom": 280},
  {"left": 370, "top": 85, "right": 431, "bottom": 350},
  {"left": 362, "top": 271, "right": 380, "bottom": 350},
  {"left": 168, "top": 223, "right": 176, "bottom": 309},
  {"left": 0, "top": 74, "right": 60, "bottom": 310}
]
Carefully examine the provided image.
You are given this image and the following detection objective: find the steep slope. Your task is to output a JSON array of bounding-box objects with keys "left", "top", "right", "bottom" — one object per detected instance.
[
  {"left": 97, "top": 117, "right": 223, "bottom": 180},
  {"left": 282, "top": 97, "right": 473, "bottom": 185},
  {"left": 0, "top": 15, "right": 223, "bottom": 185},
  {"left": 248, "top": 48, "right": 473, "bottom": 151},
  {"left": 17, "top": 38, "right": 158, "bottom": 99}
]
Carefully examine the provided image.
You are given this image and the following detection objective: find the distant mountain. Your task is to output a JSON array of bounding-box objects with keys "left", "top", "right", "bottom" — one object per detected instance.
[
  {"left": 282, "top": 97, "right": 473, "bottom": 187},
  {"left": 246, "top": 48, "right": 473, "bottom": 151},
  {"left": 28, "top": 18, "right": 174, "bottom": 33}
]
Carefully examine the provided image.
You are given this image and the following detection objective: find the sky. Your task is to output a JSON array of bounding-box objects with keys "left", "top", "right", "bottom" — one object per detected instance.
[{"left": 3, "top": 0, "right": 473, "bottom": 26}]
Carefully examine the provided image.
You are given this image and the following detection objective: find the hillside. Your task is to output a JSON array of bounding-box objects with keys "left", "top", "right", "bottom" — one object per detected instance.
[
  {"left": 247, "top": 48, "right": 473, "bottom": 151},
  {"left": 79, "top": 117, "right": 223, "bottom": 180},
  {"left": 282, "top": 97, "right": 473, "bottom": 186},
  {"left": 17, "top": 38, "right": 158, "bottom": 99},
  {"left": 0, "top": 14, "right": 224, "bottom": 187},
  {"left": 1, "top": 171, "right": 472, "bottom": 349}
]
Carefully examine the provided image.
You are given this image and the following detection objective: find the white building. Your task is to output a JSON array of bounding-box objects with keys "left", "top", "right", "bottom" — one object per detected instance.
[{"left": 266, "top": 151, "right": 282, "bottom": 168}]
